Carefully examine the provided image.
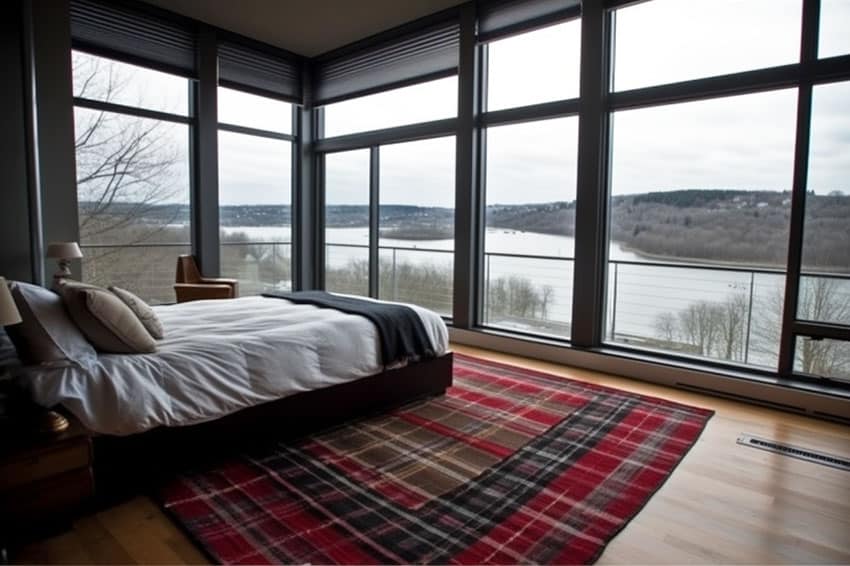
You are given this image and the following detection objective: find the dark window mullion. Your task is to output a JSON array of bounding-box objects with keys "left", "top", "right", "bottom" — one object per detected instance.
[
  {"left": 192, "top": 26, "right": 219, "bottom": 277},
  {"left": 369, "top": 146, "right": 380, "bottom": 298},
  {"left": 217, "top": 122, "right": 295, "bottom": 141},
  {"left": 290, "top": 103, "right": 300, "bottom": 290},
  {"left": 570, "top": 1, "right": 611, "bottom": 347},
  {"left": 779, "top": 0, "right": 821, "bottom": 376},
  {"left": 474, "top": 42, "right": 489, "bottom": 326},
  {"left": 73, "top": 96, "right": 192, "bottom": 124}
]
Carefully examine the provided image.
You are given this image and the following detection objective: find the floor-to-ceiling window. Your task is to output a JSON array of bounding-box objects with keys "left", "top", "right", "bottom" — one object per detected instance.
[
  {"left": 217, "top": 87, "right": 294, "bottom": 294},
  {"left": 378, "top": 136, "right": 455, "bottom": 315},
  {"left": 606, "top": 90, "right": 797, "bottom": 368},
  {"left": 599, "top": 0, "right": 850, "bottom": 384},
  {"left": 324, "top": 149, "right": 371, "bottom": 296},
  {"left": 480, "top": 19, "right": 581, "bottom": 338},
  {"left": 795, "top": 80, "right": 850, "bottom": 381},
  {"left": 604, "top": 0, "right": 803, "bottom": 369},
  {"left": 318, "top": 74, "right": 458, "bottom": 316},
  {"left": 72, "top": 50, "right": 192, "bottom": 304}
]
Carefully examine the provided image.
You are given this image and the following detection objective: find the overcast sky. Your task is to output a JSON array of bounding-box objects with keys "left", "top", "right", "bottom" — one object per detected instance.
[{"left": 74, "top": 0, "right": 850, "bottom": 208}]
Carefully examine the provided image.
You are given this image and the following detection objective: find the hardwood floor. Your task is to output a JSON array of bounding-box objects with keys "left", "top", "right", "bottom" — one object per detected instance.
[{"left": 13, "top": 344, "right": 850, "bottom": 564}]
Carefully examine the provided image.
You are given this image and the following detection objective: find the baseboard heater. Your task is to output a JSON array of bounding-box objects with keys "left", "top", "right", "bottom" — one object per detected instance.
[{"left": 737, "top": 434, "right": 850, "bottom": 472}]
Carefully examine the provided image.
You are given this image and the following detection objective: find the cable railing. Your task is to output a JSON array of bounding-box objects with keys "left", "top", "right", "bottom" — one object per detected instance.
[{"left": 80, "top": 240, "right": 849, "bottom": 377}]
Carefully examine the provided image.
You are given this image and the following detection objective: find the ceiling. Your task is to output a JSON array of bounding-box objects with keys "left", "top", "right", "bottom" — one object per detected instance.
[{"left": 141, "top": 0, "right": 466, "bottom": 57}]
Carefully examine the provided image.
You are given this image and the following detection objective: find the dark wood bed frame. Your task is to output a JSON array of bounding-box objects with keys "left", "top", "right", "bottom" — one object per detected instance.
[{"left": 92, "top": 352, "right": 453, "bottom": 499}]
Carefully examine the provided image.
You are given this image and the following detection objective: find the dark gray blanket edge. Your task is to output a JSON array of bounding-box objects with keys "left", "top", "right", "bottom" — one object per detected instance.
[{"left": 262, "top": 291, "right": 435, "bottom": 366}]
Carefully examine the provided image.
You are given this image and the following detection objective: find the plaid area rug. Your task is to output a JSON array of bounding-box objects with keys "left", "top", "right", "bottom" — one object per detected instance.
[{"left": 161, "top": 354, "right": 713, "bottom": 565}]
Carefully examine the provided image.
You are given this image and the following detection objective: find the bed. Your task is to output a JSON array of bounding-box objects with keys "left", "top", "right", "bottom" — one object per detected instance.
[{"left": 8, "top": 290, "right": 453, "bottom": 496}]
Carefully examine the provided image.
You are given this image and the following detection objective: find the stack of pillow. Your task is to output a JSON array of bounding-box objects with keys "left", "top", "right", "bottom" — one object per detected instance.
[{"left": 5, "top": 280, "right": 164, "bottom": 368}]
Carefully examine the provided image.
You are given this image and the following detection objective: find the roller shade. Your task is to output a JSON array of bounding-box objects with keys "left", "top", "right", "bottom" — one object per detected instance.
[
  {"left": 219, "top": 40, "right": 303, "bottom": 104},
  {"left": 70, "top": 0, "right": 196, "bottom": 76},
  {"left": 477, "top": 0, "right": 581, "bottom": 42},
  {"left": 314, "top": 19, "right": 460, "bottom": 107}
]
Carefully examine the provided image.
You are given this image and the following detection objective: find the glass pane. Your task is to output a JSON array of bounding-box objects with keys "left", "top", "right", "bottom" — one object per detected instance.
[
  {"left": 72, "top": 50, "right": 190, "bottom": 116},
  {"left": 326, "top": 245, "right": 370, "bottom": 297},
  {"left": 323, "top": 77, "right": 457, "bottom": 137},
  {"left": 379, "top": 248, "right": 454, "bottom": 316},
  {"left": 218, "top": 131, "right": 292, "bottom": 295},
  {"left": 487, "top": 19, "right": 580, "bottom": 111},
  {"left": 75, "top": 107, "right": 191, "bottom": 302},
  {"left": 483, "top": 117, "right": 578, "bottom": 337},
  {"left": 612, "top": 0, "right": 801, "bottom": 92},
  {"left": 801, "top": 82, "right": 850, "bottom": 325},
  {"left": 218, "top": 87, "right": 291, "bottom": 134},
  {"left": 820, "top": 0, "right": 850, "bottom": 58},
  {"left": 81, "top": 245, "right": 191, "bottom": 305},
  {"left": 794, "top": 337, "right": 850, "bottom": 381},
  {"left": 605, "top": 89, "right": 799, "bottom": 369},
  {"left": 325, "top": 150, "right": 371, "bottom": 296},
  {"left": 378, "top": 137, "right": 455, "bottom": 315},
  {"left": 484, "top": 254, "right": 572, "bottom": 336}
]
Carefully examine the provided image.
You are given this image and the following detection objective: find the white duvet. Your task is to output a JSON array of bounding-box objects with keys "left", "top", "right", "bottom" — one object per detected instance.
[{"left": 23, "top": 296, "right": 449, "bottom": 436}]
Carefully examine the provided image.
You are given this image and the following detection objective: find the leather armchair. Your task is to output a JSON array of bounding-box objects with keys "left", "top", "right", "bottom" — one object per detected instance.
[{"left": 174, "top": 255, "right": 239, "bottom": 303}]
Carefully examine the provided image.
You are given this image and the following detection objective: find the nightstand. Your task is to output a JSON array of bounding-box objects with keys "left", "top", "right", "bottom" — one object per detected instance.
[{"left": 0, "top": 409, "right": 94, "bottom": 538}]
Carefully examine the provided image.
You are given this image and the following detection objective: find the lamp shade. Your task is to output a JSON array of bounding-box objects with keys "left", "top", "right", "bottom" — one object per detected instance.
[
  {"left": 46, "top": 241, "right": 83, "bottom": 259},
  {"left": 0, "top": 277, "right": 22, "bottom": 326}
]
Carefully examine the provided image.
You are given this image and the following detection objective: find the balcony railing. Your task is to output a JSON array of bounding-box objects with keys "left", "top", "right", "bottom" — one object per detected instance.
[{"left": 80, "top": 240, "right": 849, "bottom": 379}]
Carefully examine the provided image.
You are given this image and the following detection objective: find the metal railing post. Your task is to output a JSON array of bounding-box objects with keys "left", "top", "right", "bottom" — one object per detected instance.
[
  {"left": 392, "top": 247, "right": 398, "bottom": 300},
  {"left": 485, "top": 252, "right": 491, "bottom": 324},
  {"left": 610, "top": 261, "right": 619, "bottom": 341},
  {"left": 744, "top": 271, "right": 755, "bottom": 364}
]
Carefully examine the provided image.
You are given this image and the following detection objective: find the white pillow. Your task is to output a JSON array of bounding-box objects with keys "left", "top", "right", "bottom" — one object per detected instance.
[{"left": 5, "top": 281, "right": 97, "bottom": 367}]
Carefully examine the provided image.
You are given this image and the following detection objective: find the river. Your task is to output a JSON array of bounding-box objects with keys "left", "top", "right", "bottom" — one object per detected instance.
[{"left": 221, "top": 225, "right": 789, "bottom": 368}]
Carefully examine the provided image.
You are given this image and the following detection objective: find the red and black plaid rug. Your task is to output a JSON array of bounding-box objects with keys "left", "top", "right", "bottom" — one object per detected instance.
[{"left": 161, "top": 354, "right": 713, "bottom": 564}]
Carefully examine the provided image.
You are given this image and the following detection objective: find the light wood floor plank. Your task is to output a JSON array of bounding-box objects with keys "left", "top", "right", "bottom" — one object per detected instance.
[{"left": 12, "top": 344, "right": 850, "bottom": 564}]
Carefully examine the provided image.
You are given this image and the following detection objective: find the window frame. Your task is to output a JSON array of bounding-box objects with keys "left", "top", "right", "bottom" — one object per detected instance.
[
  {"left": 71, "top": 48, "right": 196, "bottom": 303},
  {"left": 216, "top": 89, "right": 298, "bottom": 294},
  {"left": 595, "top": 0, "right": 850, "bottom": 388}
]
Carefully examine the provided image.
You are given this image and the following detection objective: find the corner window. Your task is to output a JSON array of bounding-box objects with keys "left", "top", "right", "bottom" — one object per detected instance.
[
  {"left": 217, "top": 87, "right": 293, "bottom": 295},
  {"left": 72, "top": 51, "right": 192, "bottom": 304}
]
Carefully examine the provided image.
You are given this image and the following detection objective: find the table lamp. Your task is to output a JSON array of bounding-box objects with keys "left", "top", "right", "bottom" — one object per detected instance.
[
  {"left": 0, "top": 277, "right": 22, "bottom": 327},
  {"left": 46, "top": 242, "right": 83, "bottom": 280}
]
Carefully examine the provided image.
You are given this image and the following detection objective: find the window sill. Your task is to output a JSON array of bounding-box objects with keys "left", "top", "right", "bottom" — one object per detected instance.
[{"left": 448, "top": 326, "right": 850, "bottom": 423}]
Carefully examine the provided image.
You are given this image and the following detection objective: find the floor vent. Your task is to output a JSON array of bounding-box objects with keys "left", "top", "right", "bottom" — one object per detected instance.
[{"left": 737, "top": 434, "right": 850, "bottom": 471}]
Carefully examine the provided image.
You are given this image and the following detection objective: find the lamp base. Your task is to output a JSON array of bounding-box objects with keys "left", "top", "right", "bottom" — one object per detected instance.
[{"left": 37, "top": 410, "right": 70, "bottom": 434}]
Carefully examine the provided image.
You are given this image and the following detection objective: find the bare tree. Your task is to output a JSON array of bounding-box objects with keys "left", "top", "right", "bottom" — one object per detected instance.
[
  {"left": 654, "top": 312, "right": 677, "bottom": 345},
  {"left": 677, "top": 301, "right": 721, "bottom": 356},
  {"left": 790, "top": 277, "right": 850, "bottom": 376},
  {"left": 654, "top": 276, "right": 850, "bottom": 377},
  {"left": 714, "top": 293, "right": 748, "bottom": 361},
  {"left": 74, "top": 53, "right": 183, "bottom": 245},
  {"left": 72, "top": 53, "right": 187, "bottom": 300}
]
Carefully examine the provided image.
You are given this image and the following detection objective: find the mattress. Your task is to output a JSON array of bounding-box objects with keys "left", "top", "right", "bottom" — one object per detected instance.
[{"left": 21, "top": 295, "right": 449, "bottom": 436}]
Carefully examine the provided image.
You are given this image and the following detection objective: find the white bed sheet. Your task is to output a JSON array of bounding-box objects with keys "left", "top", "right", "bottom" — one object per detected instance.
[{"left": 23, "top": 295, "right": 449, "bottom": 436}]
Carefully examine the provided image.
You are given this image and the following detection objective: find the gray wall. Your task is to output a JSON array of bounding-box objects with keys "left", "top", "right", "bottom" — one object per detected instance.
[
  {"left": 0, "top": 0, "right": 33, "bottom": 282},
  {"left": 29, "top": 0, "right": 80, "bottom": 281}
]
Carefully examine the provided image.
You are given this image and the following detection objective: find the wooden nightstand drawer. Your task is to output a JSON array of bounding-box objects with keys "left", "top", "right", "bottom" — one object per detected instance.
[
  {"left": 0, "top": 466, "right": 94, "bottom": 522},
  {"left": 0, "top": 438, "right": 90, "bottom": 491}
]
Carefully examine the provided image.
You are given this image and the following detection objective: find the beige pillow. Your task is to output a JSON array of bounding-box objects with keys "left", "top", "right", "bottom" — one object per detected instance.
[
  {"left": 109, "top": 286, "right": 164, "bottom": 340},
  {"left": 59, "top": 280, "right": 156, "bottom": 354}
]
